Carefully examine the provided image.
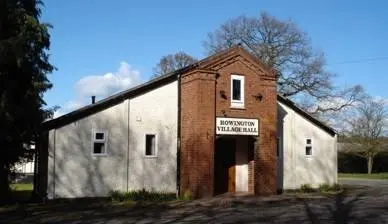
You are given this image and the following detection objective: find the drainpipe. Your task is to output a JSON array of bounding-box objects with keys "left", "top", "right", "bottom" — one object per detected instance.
[
  {"left": 176, "top": 74, "right": 181, "bottom": 198},
  {"left": 126, "top": 99, "right": 130, "bottom": 192},
  {"left": 213, "top": 73, "right": 219, "bottom": 195},
  {"left": 53, "top": 129, "right": 56, "bottom": 199}
]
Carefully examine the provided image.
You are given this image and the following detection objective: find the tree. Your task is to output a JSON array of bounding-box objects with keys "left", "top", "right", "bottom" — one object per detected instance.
[
  {"left": 341, "top": 98, "right": 388, "bottom": 174},
  {"left": 0, "top": 0, "right": 54, "bottom": 201},
  {"left": 153, "top": 51, "right": 198, "bottom": 77},
  {"left": 203, "top": 12, "right": 365, "bottom": 114}
]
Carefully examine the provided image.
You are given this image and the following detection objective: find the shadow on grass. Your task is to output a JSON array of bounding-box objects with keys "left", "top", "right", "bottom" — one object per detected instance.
[{"left": 10, "top": 190, "right": 33, "bottom": 203}]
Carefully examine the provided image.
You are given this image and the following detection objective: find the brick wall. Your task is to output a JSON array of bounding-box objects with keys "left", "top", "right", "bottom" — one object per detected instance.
[
  {"left": 180, "top": 48, "right": 277, "bottom": 197},
  {"left": 180, "top": 70, "right": 217, "bottom": 198},
  {"left": 209, "top": 55, "right": 277, "bottom": 195}
]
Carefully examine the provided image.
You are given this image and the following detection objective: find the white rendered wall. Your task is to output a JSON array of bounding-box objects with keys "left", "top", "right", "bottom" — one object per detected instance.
[
  {"left": 128, "top": 81, "right": 178, "bottom": 192},
  {"left": 277, "top": 102, "right": 337, "bottom": 190},
  {"left": 47, "top": 81, "right": 178, "bottom": 199},
  {"left": 47, "top": 101, "right": 129, "bottom": 199}
]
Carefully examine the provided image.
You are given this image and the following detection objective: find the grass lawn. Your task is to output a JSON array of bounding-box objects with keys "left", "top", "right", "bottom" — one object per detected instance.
[
  {"left": 10, "top": 183, "right": 33, "bottom": 191},
  {"left": 9, "top": 183, "right": 33, "bottom": 202},
  {"left": 339, "top": 173, "right": 388, "bottom": 180}
]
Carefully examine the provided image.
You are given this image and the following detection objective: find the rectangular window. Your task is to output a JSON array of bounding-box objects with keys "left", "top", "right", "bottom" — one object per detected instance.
[
  {"left": 92, "top": 130, "right": 107, "bottom": 155},
  {"left": 231, "top": 75, "right": 245, "bottom": 108},
  {"left": 232, "top": 79, "right": 241, "bottom": 101},
  {"left": 305, "top": 138, "right": 312, "bottom": 156},
  {"left": 145, "top": 134, "right": 157, "bottom": 156}
]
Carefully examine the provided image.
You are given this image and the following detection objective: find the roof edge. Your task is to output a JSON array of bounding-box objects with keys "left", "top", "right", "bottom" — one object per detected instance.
[
  {"left": 43, "top": 71, "right": 180, "bottom": 130},
  {"left": 277, "top": 94, "right": 337, "bottom": 136}
]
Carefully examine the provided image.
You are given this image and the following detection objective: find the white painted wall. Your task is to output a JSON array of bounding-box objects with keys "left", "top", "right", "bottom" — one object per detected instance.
[
  {"left": 48, "top": 101, "right": 129, "bottom": 199},
  {"left": 15, "top": 145, "right": 35, "bottom": 174},
  {"left": 15, "top": 160, "right": 34, "bottom": 174},
  {"left": 277, "top": 102, "right": 337, "bottom": 190},
  {"left": 128, "top": 81, "right": 178, "bottom": 192},
  {"left": 47, "top": 81, "right": 178, "bottom": 199}
]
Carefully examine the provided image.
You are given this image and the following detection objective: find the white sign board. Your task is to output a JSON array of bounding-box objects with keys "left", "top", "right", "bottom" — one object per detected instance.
[{"left": 216, "top": 117, "right": 259, "bottom": 136}]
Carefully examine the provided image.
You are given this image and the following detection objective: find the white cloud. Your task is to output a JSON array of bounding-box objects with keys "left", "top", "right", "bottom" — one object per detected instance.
[
  {"left": 53, "top": 110, "right": 64, "bottom": 119},
  {"left": 53, "top": 61, "right": 141, "bottom": 118},
  {"left": 74, "top": 61, "right": 140, "bottom": 98}
]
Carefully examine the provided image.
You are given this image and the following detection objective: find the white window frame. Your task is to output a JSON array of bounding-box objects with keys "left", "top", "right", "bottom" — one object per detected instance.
[
  {"left": 230, "top": 74, "right": 245, "bottom": 108},
  {"left": 144, "top": 133, "right": 158, "bottom": 158},
  {"left": 305, "top": 138, "right": 313, "bottom": 156},
  {"left": 91, "top": 129, "right": 108, "bottom": 156}
]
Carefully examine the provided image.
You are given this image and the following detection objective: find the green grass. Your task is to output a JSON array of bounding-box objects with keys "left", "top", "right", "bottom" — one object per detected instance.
[
  {"left": 10, "top": 183, "right": 33, "bottom": 191},
  {"left": 9, "top": 183, "right": 33, "bottom": 202},
  {"left": 339, "top": 173, "right": 388, "bottom": 180}
]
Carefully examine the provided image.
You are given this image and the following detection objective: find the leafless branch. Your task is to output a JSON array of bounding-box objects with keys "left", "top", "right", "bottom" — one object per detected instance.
[
  {"left": 152, "top": 52, "right": 198, "bottom": 77},
  {"left": 203, "top": 11, "right": 365, "bottom": 114}
]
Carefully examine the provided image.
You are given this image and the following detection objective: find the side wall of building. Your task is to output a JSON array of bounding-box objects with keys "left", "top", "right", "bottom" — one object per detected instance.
[
  {"left": 277, "top": 102, "right": 337, "bottom": 190},
  {"left": 47, "top": 101, "right": 128, "bottom": 199},
  {"left": 128, "top": 81, "right": 178, "bottom": 192},
  {"left": 47, "top": 81, "right": 178, "bottom": 199}
]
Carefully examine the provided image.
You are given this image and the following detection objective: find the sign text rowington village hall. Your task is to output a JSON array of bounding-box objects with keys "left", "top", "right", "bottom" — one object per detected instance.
[{"left": 216, "top": 118, "right": 259, "bottom": 136}]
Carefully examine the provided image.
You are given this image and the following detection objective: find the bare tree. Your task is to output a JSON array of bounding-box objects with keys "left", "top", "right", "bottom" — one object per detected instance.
[
  {"left": 153, "top": 51, "right": 198, "bottom": 78},
  {"left": 203, "top": 12, "right": 365, "bottom": 114},
  {"left": 341, "top": 98, "right": 388, "bottom": 174}
]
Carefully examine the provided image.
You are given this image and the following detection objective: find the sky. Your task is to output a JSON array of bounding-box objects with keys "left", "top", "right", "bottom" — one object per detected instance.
[{"left": 41, "top": 0, "right": 388, "bottom": 117}]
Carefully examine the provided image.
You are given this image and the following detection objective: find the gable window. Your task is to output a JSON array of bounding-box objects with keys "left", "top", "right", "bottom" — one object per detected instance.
[
  {"left": 305, "top": 138, "right": 312, "bottom": 156},
  {"left": 231, "top": 75, "right": 245, "bottom": 108},
  {"left": 145, "top": 134, "right": 157, "bottom": 157},
  {"left": 92, "top": 130, "right": 107, "bottom": 155}
]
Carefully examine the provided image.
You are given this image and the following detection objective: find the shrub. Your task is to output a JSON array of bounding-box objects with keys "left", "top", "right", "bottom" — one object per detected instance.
[
  {"left": 318, "top": 183, "right": 331, "bottom": 192},
  {"left": 317, "top": 183, "right": 342, "bottom": 193},
  {"left": 109, "top": 190, "right": 124, "bottom": 202},
  {"left": 179, "top": 189, "right": 193, "bottom": 201},
  {"left": 330, "top": 183, "right": 342, "bottom": 192},
  {"left": 300, "top": 184, "right": 314, "bottom": 193},
  {"left": 109, "top": 189, "right": 176, "bottom": 202}
]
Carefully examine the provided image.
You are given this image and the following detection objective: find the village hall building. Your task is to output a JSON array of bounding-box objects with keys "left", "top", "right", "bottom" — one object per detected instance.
[{"left": 35, "top": 46, "right": 337, "bottom": 199}]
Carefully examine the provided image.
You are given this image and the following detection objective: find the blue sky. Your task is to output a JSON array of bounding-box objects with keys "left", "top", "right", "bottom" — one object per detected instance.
[{"left": 41, "top": 0, "right": 388, "bottom": 116}]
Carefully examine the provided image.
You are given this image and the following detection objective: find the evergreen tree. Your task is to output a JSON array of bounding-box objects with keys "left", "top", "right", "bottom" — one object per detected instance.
[{"left": 0, "top": 0, "right": 54, "bottom": 201}]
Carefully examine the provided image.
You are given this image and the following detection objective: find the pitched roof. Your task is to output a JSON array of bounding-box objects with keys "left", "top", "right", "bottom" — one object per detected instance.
[
  {"left": 277, "top": 94, "right": 336, "bottom": 136},
  {"left": 44, "top": 46, "right": 272, "bottom": 130},
  {"left": 43, "top": 46, "right": 336, "bottom": 137}
]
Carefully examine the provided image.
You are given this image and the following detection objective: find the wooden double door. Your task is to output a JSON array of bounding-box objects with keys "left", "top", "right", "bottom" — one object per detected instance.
[{"left": 214, "top": 138, "right": 236, "bottom": 195}]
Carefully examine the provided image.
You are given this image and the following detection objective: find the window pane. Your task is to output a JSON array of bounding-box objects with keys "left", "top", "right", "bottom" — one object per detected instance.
[
  {"left": 232, "top": 79, "right": 241, "bottom": 101},
  {"left": 95, "top": 132, "right": 105, "bottom": 140},
  {"left": 306, "top": 139, "right": 311, "bottom": 145},
  {"left": 94, "top": 142, "right": 105, "bottom": 154},
  {"left": 306, "top": 146, "right": 312, "bottom": 155},
  {"left": 146, "top": 135, "right": 156, "bottom": 156}
]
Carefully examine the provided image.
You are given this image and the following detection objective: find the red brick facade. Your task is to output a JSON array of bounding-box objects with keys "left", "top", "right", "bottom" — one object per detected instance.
[{"left": 180, "top": 47, "right": 277, "bottom": 198}]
